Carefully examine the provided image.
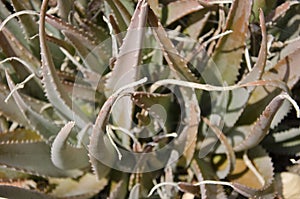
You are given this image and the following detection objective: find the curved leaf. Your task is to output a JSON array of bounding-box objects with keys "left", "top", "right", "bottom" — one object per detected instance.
[
  {"left": 105, "top": 0, "right": 148, "bottom": 146},
  {"left": 202, "top": 117, "right": 235, "bottom": 179},
  {"left": 89, "top": 78, "right": 146, "bottom": 177},
  {"left": 11, "top": 0, "right": 40, "bottom": 57},
  {"left": 0, "top": 0, "right": 27, "bottom": 47},
  {"left": 105, "top": 0, "right": 132, "bottom": 31},
  {"left": 225, "top": 9, "right": 268, "bottom": 127},
  {"left": 0, "top": 85, "right": 28, "bottom": 126},
  {"left": 147, "top": 6, "right": 198, "bottom": 82},
  {"left": 191, "top": 160, "right": 207, "bottom": 198},
  {"left": 166, "top": 0, "right": 203, "bottom": 25},
  {"left": 177, "top": 101, "right": 200, "bottom": 167},
  {"left": 39, "top": 1, "right": 89, "bottom": 129},
  {"left": 240, "top": 9, "right": 267, "bottom": 85},
  {"left": 234, "top": 94, "right": 286, "bottom": 152},
  {"left": 6, "top": 71, "right": 59, "bottom": 139},
  {"left": 240, "top": 48, "right": 300, "bottom": 125},
  {"left": 88, "top": 92, "right": 120, "bottom": 179},
  {"left": 204, "top": 0, "right": 252, "bottom": 84},
  {"left": 51, "top": 122, "right": 89, "bottom": 170},
  {"left": 128, "top": 183, "right": 140, "bottom": 199},
  {"left": 229, "top": 146, "right": 274, "bottom": 197}
]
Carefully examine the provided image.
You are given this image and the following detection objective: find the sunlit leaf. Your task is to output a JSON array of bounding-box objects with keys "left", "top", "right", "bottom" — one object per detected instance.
[
  {"left": 165, "top": 0, "right": 203, "bottom": 26},
  {"left": 234, "top": 94, "right": 286, "bottom": 152},
  {"left": 49, "top": 173, "right": 107, "bottom": 198},
  {"left": 203, "top": 0, "right": 252, "bottom": 84}
]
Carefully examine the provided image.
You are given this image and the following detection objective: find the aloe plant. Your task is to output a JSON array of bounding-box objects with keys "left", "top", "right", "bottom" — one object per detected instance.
[{"left": 0, "top": 0, "right": 299, "bottom": 198}]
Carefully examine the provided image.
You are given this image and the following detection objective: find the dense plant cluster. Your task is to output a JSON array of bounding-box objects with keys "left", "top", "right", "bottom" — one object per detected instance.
[{"left": 0, "top": 0, "right": 299, "bottom": 198}]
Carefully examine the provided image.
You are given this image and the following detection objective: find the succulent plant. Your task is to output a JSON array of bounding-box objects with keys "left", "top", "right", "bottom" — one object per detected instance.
[{"left": 0, "top": 0, "right": 299, "bottom": 198}]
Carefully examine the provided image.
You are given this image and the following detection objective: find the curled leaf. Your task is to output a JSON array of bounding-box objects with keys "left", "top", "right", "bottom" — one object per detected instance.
[
  {"left": 51, "top": 121, "right": 89, "bottom": 170},
  {"left": 203, "top": 0, "right": 252, "bottom": 84},
  {"left": 234, "top": 94, "right": 286, "bottom": 152},
  {"left": 202, "top": 117, "right": 236, "bottom": 179}
]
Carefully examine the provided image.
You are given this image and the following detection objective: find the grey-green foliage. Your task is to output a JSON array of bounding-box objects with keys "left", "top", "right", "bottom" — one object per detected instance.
[{"left": 0, "top": 0, "right": 299, "bottom": 198}]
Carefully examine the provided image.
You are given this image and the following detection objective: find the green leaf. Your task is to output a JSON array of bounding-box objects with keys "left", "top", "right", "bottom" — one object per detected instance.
[
  {"left": 108, "top": 176, "right": 128, "bottom": 199},
  {"left": 0, "top": 30, "right": 44, "bottom": 100},
  {"left": 51, "top": 122, "right": 89, "bottom": 170},
  {"left": 0, "top": 141, "right": 81, "bottom": 178},
  {"left": 252, "top": 0, "right": 276, "bottom": 21},
  {"left": 39, "top": 1, "right": 90, "bottom": 129},
  {"left": 11, "top": 0, "right": 40, "bottom": 57},
  {"left": 45, "top": 14, "right": 110, "bottom": 74},
  {"left": 0, "top": 85, "right": 28, "bottom": 126},
  {"left": 105, "top": 0, "right": 148, "bottom": 146},
  {"left": 0, "top": 1, "right": 27, "bottom": 48},
  {"left": 147, "top": 6, "right": 198, "bottom": 82},
  {"left": 0, "top": 166, "right": 29, "bottom": 181},
  {"left": 6, "top": 72, "right": 59, "bottom": 139},
  {"left": 0, "top": 129, "right": 41, "bottom": 143},
  {"left": 89, "top": 78, "right": 146, "bottom": 178},
  {"left": 57, "top": 0, "right": 74, "bottom": 20},
  {"left": 0, "top": 185, "right": 53, "bottom": 199},
  {"left": 105, "top": 0, "right": 132, "bottom": 31}
]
